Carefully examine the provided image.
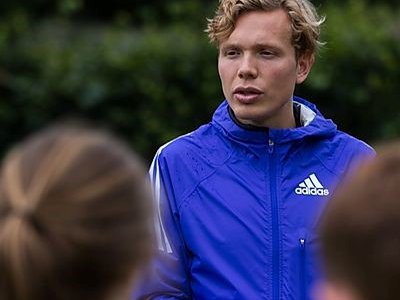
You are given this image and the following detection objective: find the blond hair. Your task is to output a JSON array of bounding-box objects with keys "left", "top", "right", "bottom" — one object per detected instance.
[
  {"left": 0, "top": 122, "right": 154, "bottom": 300},
  {"left": 206, "top": 0, "right": 325, "bottom": 58}
]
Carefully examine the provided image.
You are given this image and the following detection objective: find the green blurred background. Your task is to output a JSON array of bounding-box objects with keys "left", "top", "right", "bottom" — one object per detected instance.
[{"left": 1, "top": 0, "right": 399, "bottom": 163}]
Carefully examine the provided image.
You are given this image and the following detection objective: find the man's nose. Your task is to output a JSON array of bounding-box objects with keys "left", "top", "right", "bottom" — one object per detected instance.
[{"left": 238, "top": 54, "right": 258, "bottom": 80}]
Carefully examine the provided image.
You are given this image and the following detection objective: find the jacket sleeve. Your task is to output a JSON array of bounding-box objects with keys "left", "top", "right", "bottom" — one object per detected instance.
[{"left": 132, "top": 149, "right": 192, "bottom": 299}]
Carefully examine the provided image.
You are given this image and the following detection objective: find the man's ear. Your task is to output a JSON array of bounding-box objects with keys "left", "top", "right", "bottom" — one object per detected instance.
[{"left": 296, "top": 53, "right": 315, "bottom": 84}]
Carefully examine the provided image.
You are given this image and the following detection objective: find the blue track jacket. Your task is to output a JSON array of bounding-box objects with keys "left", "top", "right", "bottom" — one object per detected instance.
[{"left": 134, "top": 97, "right": 374, "bottom": 300}]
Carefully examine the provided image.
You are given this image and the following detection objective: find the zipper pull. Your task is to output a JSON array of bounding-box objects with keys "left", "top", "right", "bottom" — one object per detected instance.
[
  {"left": 268, "top": 139, "right": 274, "bottom": 153},
  {"left": 299, "top": 238, "right": 306, "bottom": 248}
]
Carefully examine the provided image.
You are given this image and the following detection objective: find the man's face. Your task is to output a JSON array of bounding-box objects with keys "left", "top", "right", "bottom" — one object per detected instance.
[{"left": 218, "top": 9, "right": 313, "bottom": 128}]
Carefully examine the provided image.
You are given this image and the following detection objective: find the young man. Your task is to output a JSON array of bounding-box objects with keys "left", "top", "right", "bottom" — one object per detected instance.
[
  {"left": 134, "top": 0, "right": 373, "bottom": 299},
  {"left": 317, "top": 142, "right": 400, "bottom": 300}
]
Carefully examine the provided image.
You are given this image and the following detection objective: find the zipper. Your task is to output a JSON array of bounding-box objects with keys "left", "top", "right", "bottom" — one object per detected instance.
[
  {"left": 299, "top": 238, "right": 306, "bottom": 300},
  {"left": 268, "top": 139, "right": 280, "bottom": 299}
]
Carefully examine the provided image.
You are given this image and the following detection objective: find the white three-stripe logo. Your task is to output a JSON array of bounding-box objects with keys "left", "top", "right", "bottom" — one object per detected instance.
[{"left": 295, "top": 173, "right": 330, "bottom": 196}]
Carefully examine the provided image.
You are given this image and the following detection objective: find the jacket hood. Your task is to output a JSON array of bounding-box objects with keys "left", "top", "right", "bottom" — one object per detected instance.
[{"left": 212, "top": 96, "right": 337, "bottom": 145}]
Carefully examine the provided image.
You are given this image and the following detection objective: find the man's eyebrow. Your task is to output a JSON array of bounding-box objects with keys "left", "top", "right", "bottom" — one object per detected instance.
[
  {"left": 219, "top": 42, "right": 240, "bottom": 50},
  {"left": 253, "top": 43, "right": 281, "bottom": 51},
  {"left": 219, "top": 42, "right": 281, "bottom": 51}
]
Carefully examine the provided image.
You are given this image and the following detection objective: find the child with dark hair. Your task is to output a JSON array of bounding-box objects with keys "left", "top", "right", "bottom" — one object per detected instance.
[{"left": 318, "top": 141, "right": 400, "bottom": 300}]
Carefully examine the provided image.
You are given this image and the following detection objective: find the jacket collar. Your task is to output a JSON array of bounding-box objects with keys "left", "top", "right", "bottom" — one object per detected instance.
[{"left": 212, "top": 96, "right": 337, "bottom": 146}]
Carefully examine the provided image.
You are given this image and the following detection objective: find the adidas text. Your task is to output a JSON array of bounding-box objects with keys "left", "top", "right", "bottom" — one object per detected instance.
[
  {"left": 295, "top": 187, "right": 329, "bottom": 196},
  {"left": 295, "top": 173, "right": 330, "bottom": 196}
]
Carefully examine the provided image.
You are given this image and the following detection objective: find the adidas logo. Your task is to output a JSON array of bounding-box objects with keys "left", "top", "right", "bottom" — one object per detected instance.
[{"left": 295, "top": 173, "right": 330, "bottom": 196}]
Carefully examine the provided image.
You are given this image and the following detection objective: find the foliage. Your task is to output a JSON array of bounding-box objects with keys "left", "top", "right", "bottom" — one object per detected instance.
[
  {"left": 0, "top": 0, "right": 217, "bottom": 27},
  {"left": 0, "top": 17, "right": 220, "bottom": 162},
  {"left": 300, "top": 0, "right": 400, "bottom": 143}
]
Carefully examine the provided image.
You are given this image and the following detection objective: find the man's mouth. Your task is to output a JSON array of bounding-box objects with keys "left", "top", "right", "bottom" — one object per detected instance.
[{"left": 233, "top": 87, "right": 263, "bottom": 103}]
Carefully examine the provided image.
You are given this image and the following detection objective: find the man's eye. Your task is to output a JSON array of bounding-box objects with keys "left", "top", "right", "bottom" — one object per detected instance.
[
  {"left": 225, "top": 50, "right": 239, "bottom": 57},
  {"left": 260, "top": 51, "right": 274, "bottom": 57}
]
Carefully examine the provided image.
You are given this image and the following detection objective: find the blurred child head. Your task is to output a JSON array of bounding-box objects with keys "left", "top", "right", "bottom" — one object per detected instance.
[
  {"left": 318, "top": 141, "right": 400, "bottom": 300},
  {"left": 0, "top": 122, "right": 154, "bottom": 300}
]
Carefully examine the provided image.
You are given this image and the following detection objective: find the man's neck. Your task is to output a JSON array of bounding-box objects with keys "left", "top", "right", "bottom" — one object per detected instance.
[{"left": 228, "top": 103, "right": 302, "bottom": 130}]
